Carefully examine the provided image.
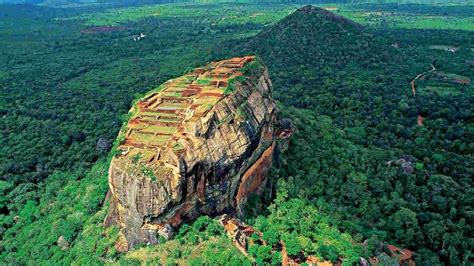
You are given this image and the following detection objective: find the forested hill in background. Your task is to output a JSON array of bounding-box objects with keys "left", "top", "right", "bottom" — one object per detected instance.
[
  {"left": 0, "top": 0, "right": 472, "bottom": 7},
  {"left": 214, "top": 5, "right": 472, "bottom": 264}
]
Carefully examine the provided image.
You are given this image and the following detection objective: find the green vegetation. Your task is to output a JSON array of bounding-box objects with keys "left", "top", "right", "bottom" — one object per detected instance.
[
  {"left": 70, "top": 3, "right": 296, "bottom": 28},
  {"left": 251, "top": 180, "right": 365, "bottom": 264},
  {"left": 224, "top": 75, "right": 246, "bottom": 95},
  {"left": 1, "top": 1, "right": 472, "bottom": 265},
  {"left": 139, "top": 164, "right": 156, "bottom": 181},
  {"left": 195, "top": 77, "right": 212, "bottom": 85},
  {"left": 432, "top": 71, "right": 471, "bottom": 82},
  {"left": 224, "top": 59, "right": 264, "bottom": 95},
  {"left": 172, "top": 143, "right": 184, "bottom": 152},
  {"left": 241, "top": 56, "right": 266, "bottom": 77},
  {"left": 227, "top": 5, "right": 472, "bottom": 264},
  {"left": 236, "top": 102, "right": 249, "bottom": 120},
  {"left": 0, "top": 160, "right": 120, "bottom": 264},
  {"left": 120, "top": 216, "right": 251, "bottom": 265},
  {"left": 324, "top": 3, "right": 474, "bottom": 31},
  {"left": 422, "top": 86, "right": 462, "bottom": 96}
]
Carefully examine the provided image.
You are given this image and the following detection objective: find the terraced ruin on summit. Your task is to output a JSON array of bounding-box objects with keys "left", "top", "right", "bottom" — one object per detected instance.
[
  {"left": 117, "top": 56, "right": 255, "bottom": 169},
  {"left": 107, "top": 56, "right": 277, "bottom": 250}
]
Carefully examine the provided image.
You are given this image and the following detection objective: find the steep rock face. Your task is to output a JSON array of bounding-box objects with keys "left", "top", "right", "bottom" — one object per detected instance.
[{"left": 105, "top": 56, "right": 277, "bottom": 250}]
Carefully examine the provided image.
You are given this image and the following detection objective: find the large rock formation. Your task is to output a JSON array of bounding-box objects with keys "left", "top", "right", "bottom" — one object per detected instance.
[{"left": 105, "top": 56, "right": 277, "bottom": 250}]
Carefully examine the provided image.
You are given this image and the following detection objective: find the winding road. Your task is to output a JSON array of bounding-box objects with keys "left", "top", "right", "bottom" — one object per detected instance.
[
  {"left": 410, "top": 63, "right": 436, "bottom": 97},
  {"left": 410, "top": 63, "right": 436, "bottom": 126}
]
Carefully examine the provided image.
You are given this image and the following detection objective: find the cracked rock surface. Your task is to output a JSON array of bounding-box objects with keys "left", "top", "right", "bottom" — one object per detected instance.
[{"left": 104, "top": 57, "right": 277, "bottom": 250}]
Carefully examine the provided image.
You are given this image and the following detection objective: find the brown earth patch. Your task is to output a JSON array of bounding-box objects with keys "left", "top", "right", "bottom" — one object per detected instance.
[{"left": 199, "top": 92, "right": 223, "bottom": 97}]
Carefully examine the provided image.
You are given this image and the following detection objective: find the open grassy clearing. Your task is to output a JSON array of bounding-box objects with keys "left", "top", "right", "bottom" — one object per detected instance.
[
  {"left": 320, "top": 3, "right": 474, "bottom": 31},
  {"left": 386, "top": 15, "right": 473, "bottom": 31},
  {"left": 129, "top": 132, "right": 170, "bottom": 146},
  {"left": 421, "top": 86, "right": 462, "bottom": 96},
  {"left": 138, "top": 111, "right": 179, "bottom": 117},
  {"left": 429, "top": 45, "right": 459, "bottom": 51},
  {"left": 70, "top": 3, "right": 297, "bottom": 28},
  {"left": 139, "top": 125, "right": 177, "bottom": 134},
  {"left": 64, "top": 2, "right": 474, "bottom": 33},
  {"left": 430, "top": 71, "right": 471, "bottom": 84}
]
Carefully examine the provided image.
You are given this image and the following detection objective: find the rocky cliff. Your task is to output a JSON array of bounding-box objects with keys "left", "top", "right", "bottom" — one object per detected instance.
[{"left": 104, "top": 56, "right": 277, "bottom": 251}]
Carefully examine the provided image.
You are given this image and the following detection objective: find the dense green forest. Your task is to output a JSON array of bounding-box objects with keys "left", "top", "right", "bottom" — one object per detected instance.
[
  {"left": 0, "top": 3, "right": 295, "bottom": 263},
  {"left": 230, "top": 6, "right": 473, "bottom": 264},
  {"left": 0, "top": 0, "right": 472, "bottom": 7},
  {"left": 1, "top": 1, "right": 472, "bottom": 265}
]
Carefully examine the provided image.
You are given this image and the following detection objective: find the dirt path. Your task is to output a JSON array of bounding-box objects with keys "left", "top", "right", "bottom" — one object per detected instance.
[
  {"left": 410, "top": 63, "right": 436, "bottom": 126},
  {"left": 417, "top": 115, "right": 424, "bottom": 126},
  {"left": 410, "top": 63, "right": 436, "bottom": 97}
]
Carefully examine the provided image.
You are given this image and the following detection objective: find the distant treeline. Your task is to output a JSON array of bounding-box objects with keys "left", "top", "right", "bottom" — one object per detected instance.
[{"left": 1, "top": 0, "right": 472, "bottom": 7}]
